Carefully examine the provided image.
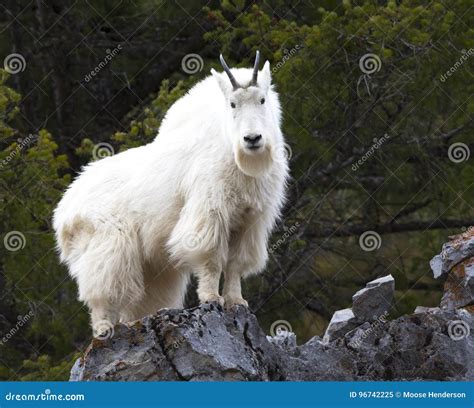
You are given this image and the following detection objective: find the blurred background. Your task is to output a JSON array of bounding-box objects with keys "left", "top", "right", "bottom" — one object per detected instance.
[{"left": 0, "top": 0, "right": 472, "bottom": 380}]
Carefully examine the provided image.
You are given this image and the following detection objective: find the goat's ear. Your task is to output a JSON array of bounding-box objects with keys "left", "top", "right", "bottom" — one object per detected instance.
[
  {"left": 260, "top": 61, "right": 272, "bottom": 92},
  {"left": 211, "top": 68, "right": 230, "bottom": 98}
]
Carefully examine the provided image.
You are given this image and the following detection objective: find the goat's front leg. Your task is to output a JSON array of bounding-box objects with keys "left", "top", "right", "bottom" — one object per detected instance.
[
  {"left": 223, "top": 262, "right": 248, "bottom": 307},
  {"left": 224, "top": 211, "right": 270, "bottom": 309},
  {"left": 167, "top": 199, "right": 228, "bottom": 307},
  {"left": 196, "top": 258, "right": 224, "bottom": 306}
]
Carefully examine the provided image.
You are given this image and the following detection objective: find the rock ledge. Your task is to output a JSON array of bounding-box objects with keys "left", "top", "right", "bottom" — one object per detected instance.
[{"left": 71, "top": 233, "right": 474, "bottom": 381}]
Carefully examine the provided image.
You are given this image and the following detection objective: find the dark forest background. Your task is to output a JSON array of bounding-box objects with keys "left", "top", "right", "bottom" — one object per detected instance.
[{"left": 0, "top": 0, "right": 472, "bottom": 380}]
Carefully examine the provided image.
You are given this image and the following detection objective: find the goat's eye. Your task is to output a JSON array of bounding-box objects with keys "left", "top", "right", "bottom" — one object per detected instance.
[
  {"left": 260, "top": 98, "right": 265, "bottom": 104},
  {"left": 230, "top": 102, "right": 236, "bottom": 108}
]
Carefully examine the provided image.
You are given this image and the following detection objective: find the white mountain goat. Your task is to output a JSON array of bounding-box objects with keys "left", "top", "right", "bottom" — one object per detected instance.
[{"left": 53, "top": 52, "right": 289, "bottom": 336}]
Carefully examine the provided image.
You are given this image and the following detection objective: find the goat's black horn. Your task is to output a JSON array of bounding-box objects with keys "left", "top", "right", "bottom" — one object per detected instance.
[
  {"left": 251, "top": 50, "right": 260, "bottom": 86},
  {"left": 219, "top": 54, "right": 240, "bottom": 90}
]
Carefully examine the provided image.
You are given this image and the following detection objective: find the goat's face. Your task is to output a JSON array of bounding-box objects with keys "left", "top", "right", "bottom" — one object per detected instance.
[
  {"left": 212, "top": 53, "right": 279, "bottom": 177},
  {"left": 229, "top": 85, "right": 271, "bottom": 150}
]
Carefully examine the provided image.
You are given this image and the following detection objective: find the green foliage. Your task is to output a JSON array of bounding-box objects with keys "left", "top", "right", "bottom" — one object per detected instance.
[
  {"left": 0, "top": 70, "right": 20, "bottom": 138},
  {"left": 113, "top": 79, "right": 189, "bottom": 150},
  {"left": 0, "top": 71, "right": 87, "bottom": 381},
  {"left": 19, "top": 354, "right": 80, "bottom": 381}
]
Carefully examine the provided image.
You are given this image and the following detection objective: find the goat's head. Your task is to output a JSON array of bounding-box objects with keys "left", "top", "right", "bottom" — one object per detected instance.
[{"left": 212, "top": 51, "right": 280, "bottom": 177}]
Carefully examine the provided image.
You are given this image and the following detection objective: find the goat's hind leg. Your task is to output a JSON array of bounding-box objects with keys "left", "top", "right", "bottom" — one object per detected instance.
[
  {"left": 88, "top": 298, "right": 121, "bottom": 338},
  {"left": 71, "top": 224, "right": 145, "bottom": 337}
]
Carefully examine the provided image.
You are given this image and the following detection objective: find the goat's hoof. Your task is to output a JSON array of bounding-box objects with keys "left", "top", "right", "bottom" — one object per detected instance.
[
  {"left": 201, "top": 294, "right": 224, "bottom": 307},
  {"left": 224, "top": 295, "right": 248, "bottom": 309},
  {"left": 92, "top": 319, "right": 116, "bottom": 340}
]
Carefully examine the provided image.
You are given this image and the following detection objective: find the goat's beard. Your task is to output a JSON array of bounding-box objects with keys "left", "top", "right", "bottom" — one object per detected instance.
[{"left": 235, "top": 144, "right": 273, "bottom": 178}]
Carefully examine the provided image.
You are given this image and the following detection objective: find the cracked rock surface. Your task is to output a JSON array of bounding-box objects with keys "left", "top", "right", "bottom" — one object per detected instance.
[
  {"left": 322, "top": 275, "right": 394, "bottom": 343},
  {"left": 322, "top": 308, "right": 359, "bottom": 343},
  {"left": 352, "top": 274, "right": 394, "bottom": 321},
  {"left": 430, "top": 230, "right": 474, "bottom": 279},
  {"left": 71, "top": 233, "right": 474, "bottom": 381},
  {"left": 431, "top": 229, "right": 474, "bottom": 310},
  {"left": 71, "top": 304, "right": 473, "bottom": 381}
]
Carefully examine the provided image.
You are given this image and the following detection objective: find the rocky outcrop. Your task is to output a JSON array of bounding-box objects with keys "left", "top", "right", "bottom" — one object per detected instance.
[
  {"left": 322, "top": 308, "right": 358, "bottom": 343},
  {"left": 322, "top": 274, "right": 395, "bottom": 343},
  {"left": 352, "top": 274, "right": 394, "bottom": 321},
  {"left": 430, "top": 230, "right": 474, "bottom": 279},
  {"left": 431, "top": 228, "right": 474, "bottom": 310},
  {"left": 70, "top": 232, "right": 474, "bottom": 381}
]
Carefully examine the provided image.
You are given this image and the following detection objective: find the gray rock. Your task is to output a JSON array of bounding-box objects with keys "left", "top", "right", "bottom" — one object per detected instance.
[
  {"left": 352, "top": 275, "right": 394, "bottom": 322},
  {"left": 70, "top": 317, "right": 179, "bottom": 381},
  {"left": 267, "top": 331, "right": 297, "bottom": 350},
  {"left": 153, "top": 303, "right": 280, "bottom": 381},
  {"left": 322, "top": 308, "right": 359, "bottom": 343},
  {"left": 344, "top": 308, "right": 473, "bottom": 380},
  {"left": 430, "top": 255, "right": 445, "bottom": 279},
  {"left": 70, "top": 303, "right": 473, "bottom": 381},
  {"left": 70, "top": 236, "right": 474, "bottom": 382},
  {"left": 345, "top": 317, "right": 388, "bottom": 352},
  {"left": 414, "top": 306, "right": 441, "bottom": 314},
  {"left": 440, "top": 258, "right": 474, "bottom": 309},
  {"left": 72, "top": 303, "right": 281, "bottom": 381},
  {"left": 430, "top": 233, "right": 474, "bottom": 279},
  {"left": 282, "top": 336, "right": 356, "bottom": 380}
]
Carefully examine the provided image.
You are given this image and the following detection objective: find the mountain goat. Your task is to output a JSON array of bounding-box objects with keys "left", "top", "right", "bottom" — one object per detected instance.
[{"left": 53, "top": 52, "right": 289, "bottom": 336}]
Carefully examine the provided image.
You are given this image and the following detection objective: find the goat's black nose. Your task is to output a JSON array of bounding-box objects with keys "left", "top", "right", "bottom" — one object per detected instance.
[{"left": 244, "top": 134, "right": 262, "bottom": 144}]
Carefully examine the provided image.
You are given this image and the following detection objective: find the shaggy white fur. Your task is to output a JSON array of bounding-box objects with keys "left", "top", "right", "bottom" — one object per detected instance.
[{"left": 53, "top": 57, "right": 289, "bottom": 336}]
